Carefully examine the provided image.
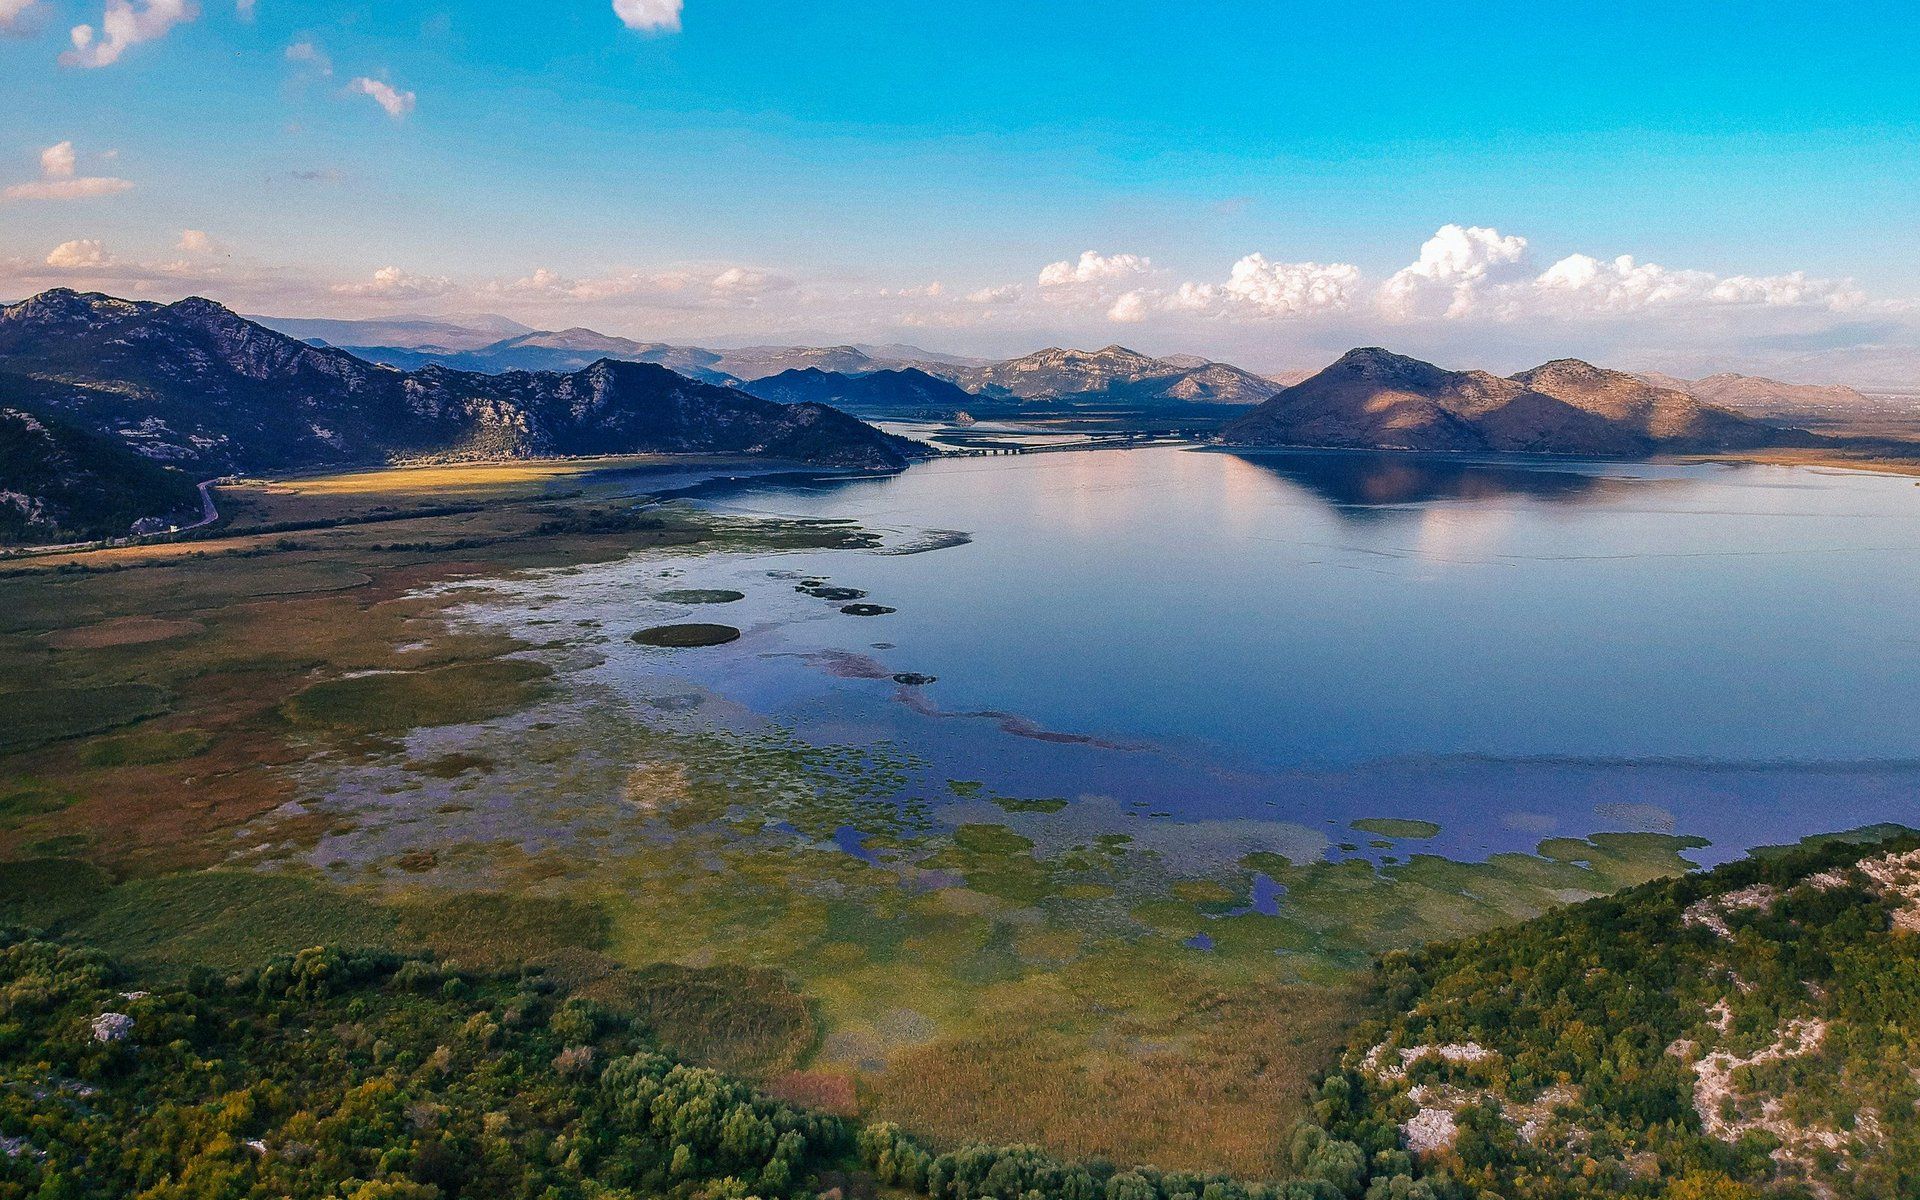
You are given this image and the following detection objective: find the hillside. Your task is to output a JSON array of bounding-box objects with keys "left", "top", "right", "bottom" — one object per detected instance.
[
  {"left": 743, "top": 366, "right": 977, "bottom": 414},
  {"left": 0, "top": 389, "right": 200, "bottom": 543},
  {"left": 0, "top": 290, "right": 926, "bottom": 479},
  {"left": 1222, "top": 347, "right": 1801, "bottom": 456},
  {"left": 1297, "top": 830, "right": 1920, "bottom": 1200}
]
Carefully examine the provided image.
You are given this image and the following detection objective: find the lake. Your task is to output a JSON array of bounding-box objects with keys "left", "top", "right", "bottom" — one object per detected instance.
[{"left": 472, "top": 446, "right": 1920, "bottom": 869}]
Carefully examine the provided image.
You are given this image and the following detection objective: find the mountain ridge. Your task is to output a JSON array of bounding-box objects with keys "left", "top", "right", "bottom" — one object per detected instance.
[
  {"left": 1222, "top": 346, "right": 1806, "bottom": 456},
  {"left": 0, "top": 290, "right": 927, "bottom": 487}
]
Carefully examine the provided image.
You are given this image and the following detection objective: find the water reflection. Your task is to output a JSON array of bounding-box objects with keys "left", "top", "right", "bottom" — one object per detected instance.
[{"left": 1222, "top": 449, "right": 1643, "bottom": 515}]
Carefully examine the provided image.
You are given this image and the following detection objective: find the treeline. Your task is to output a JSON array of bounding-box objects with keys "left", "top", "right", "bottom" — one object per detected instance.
[{"left": 0, "top": 937, "right": 841, "bottom": 1199}]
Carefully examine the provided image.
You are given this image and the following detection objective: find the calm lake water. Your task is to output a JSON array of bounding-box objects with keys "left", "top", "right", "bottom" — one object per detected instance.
[{"left": 489, "top": 447, "right": 1920, "bottom": 866}]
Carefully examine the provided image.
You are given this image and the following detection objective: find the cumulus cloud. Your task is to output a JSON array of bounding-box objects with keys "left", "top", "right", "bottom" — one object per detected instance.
[
  {"left": 1, "top": 0, "right": 43, "bottom": 34},
  {"left": 40, "top": 141, "right": 75, "bottom": 178},
  {"left": 614, "top": 0, "right": 682, "bottom": 33},
  {"left": 175, "top": 228, "right": 225, "bottom": 255},
  {"left": 46, "top": 239, "right": 112, "bottom": 269},
  {"left": 1037, "top": 249, "right": 1151, "bottom": 288},
  {"left": 61, "top": 0, "right": 198, "bottom": 68},
  {"left": 966, "top": 284, "right": 1022, "bottom": 305},
  {"left": 1380, "top": 223, "right": 1531, "bottom": 319},
  {"left": 1534, "top": 252, "right": 1862, "bottom": 315},
  {"left": 284, "top": 38, "right": 331, "bottom": 75},
  {"left": 350, "top": 76, "right": 415, "bottom": 119},
  {"left": 331, "top": 265, "right": 451, "bottom": 299},
  {"left": 1106, "top": 291, "right": 1150, "bottom": 324},
  {"left": 3, "top": 141, "right": 133, "bottom": 201},
  {"left": 1172, "top": 254, "right": 1362, "bottom": 318}
]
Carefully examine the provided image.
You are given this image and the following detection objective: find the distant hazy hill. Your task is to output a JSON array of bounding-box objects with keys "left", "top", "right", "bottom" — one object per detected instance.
[
  {"left": 345, "top": 331, "right": 737, "bottom": 384},
  {"left": 743, "top": 367, "right": 976, "bottom": 414},
  {"left": 0, "top": 290, "right": 926, "bottom": 484},
  {"left": 0, "top": 382, "right": 200, "bottom": 544},
  {"left": 249, "top": 311, "right": 534, "bottom": 352},
  {"left": 1223, "top": 347, "right": 1800, "bottom": 455},
  {"left": 958, "top": 345, "right": 1277, "bottom": 405},
  {"left": 1639, "top": 370, "right": 1877, "bottom": 418}
]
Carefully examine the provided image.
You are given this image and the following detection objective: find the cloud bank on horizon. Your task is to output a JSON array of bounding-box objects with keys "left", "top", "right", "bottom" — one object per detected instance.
[{"left": 1, "top": 0, "right": 1916, "bottom": 383}]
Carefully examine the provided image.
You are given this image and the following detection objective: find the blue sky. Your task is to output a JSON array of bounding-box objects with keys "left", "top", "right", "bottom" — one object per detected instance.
[{"left": 4, "top": 0, "right": 1919, "bottom": 378}]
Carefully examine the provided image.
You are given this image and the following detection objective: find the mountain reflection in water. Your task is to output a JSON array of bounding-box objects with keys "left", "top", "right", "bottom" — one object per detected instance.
[{"left": 1221, "top": 449, "right": 1643, "bottom": 514}]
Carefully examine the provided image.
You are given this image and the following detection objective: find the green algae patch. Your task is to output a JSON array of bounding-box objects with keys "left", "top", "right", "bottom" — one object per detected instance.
[
  {"left": 283, "top": 659, "right": 552, "bottom": 736},
  {"left": 81, "top": 728, "right": 214, "bottom": 768},
  {"left": 0, "top": 779, "right": 78, "bottom": 820},
  {"left": 582, "top": 962, "right": 817, "bottom": 1079},
  {"left": 656, "top": 588, "right": 747, "bottom": 604},
  {"left": 633, "top": 623, "right": 743, "bottom": 648},
  {"left": 0, "top": 684, "right": 171, "bottom": 753},
  {"left": 0, "top": 857, "right": 112, "bottom": 930},
  {"left": 1351, "top": 817, "right": 1442, "bottom": 839},
  {"left": 74, "top": 871, "right": 400, "bottom": 975}
]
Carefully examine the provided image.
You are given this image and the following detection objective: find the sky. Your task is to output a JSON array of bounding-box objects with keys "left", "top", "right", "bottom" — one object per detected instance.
[{"left": 4, "top": 0, "right": 1920, "bottom": 381}]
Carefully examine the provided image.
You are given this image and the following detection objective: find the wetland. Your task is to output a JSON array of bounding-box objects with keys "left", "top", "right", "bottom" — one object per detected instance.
[{"left": 3, "top": 446, "right": 1918, "bottom": 1176}]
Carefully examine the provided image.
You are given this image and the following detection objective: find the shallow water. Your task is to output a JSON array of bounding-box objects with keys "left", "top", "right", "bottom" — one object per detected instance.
[{"left": 495, "top": 447, "right": 1920, "bottom": 866}]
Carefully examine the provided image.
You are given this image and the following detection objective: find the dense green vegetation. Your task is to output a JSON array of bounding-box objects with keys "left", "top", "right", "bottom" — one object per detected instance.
[
  {"left": 1289, "top": 830, "right": 1920, "bottom": 1200},
  {"left": 0, "top": 927, "right": 1378, "bottom": 1200},
  {"left": 0, "top": 932, "right": 843, "bottom": 1200}
]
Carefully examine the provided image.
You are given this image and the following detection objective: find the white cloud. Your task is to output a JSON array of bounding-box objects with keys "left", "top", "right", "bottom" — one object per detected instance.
[
  {"left": 235, "top": 0, "right": 253, "bottom": 19},
  {"left": 331, "top": 265, "right": 451, "bottom": 298},
  {"left": 176, "top": 228, "right": 223, "bottom": 254},
  {"left": 1, "top": 0, "right": 43, "bottom": 34},
  {"left": 1381, "top": 223, "right": 1530, "bottom": 319},
  {"left": 1174, "top": 254, "right": 1361, "bottom": 318},
  {"left": 1037, "top": 249, "right": 1151, "bottom": 288},
  {"left": 966, "top": 284, "right": 1022, "bottom": 305},
  {"left": 1534, "top": 252, "right": 1863, "bottom": 315},
  {"left": 40, "top": 141, "right": 75, "bottom": 178},
  {"left": 350, "top": 76, "right": 415, "bottom": 119},
  {"left": 60, "top": 0, "right": 198, "bottom": 68},
  {"left": 3, "top": 141, "right": 133, "bottom": 201},
  {"left": 284, "top": 38, "right": 331, "bottom": 75},
  {"left": 46, "top": 239, "right": 111, "bottom": 269},
  {"left": 614, "top": 0, "right": 682, "bottom": 33},
  {"left": 710, "top": 265, "right": 785, "bottom": 295},
  {"left": 1106, "top": 290, "right": 1150, "bottom": 324}
]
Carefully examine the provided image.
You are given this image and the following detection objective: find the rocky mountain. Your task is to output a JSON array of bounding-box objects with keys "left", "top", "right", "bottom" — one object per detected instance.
[
  {"left": 0, "top": 290, "right": 927, "bottom": 482},
  {"left": 958, "top": 345, "right": 1276, "bottom": 405},
  {"left": 0, "top": 383, "right": 200, "bottom": 544},
  {"left": 1222, "top": 347, "right": 1802, "bottom": 455},
  {"left": 742, "top": 367, "right": 976, "bottom": 415}
]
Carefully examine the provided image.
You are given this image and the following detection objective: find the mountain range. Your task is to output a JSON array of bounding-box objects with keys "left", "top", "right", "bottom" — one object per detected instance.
[
  {"left": 0, "top": 290, "right": 926, "bottom": 542},
  {"left": 1222, "top": 347, "right": 1805, "bottom": 455}
]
